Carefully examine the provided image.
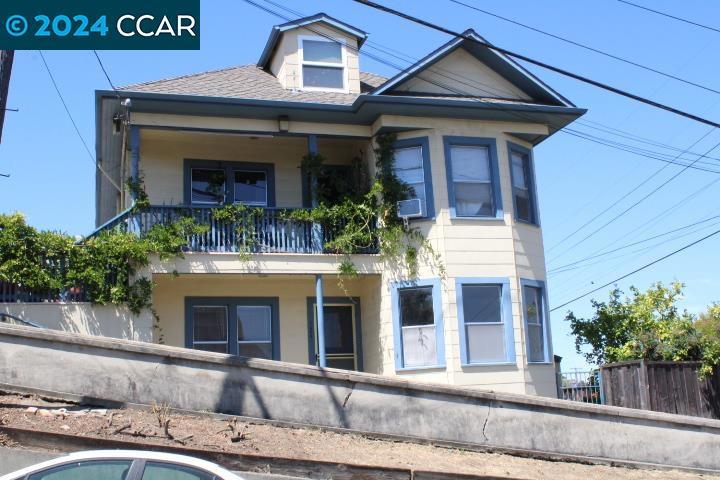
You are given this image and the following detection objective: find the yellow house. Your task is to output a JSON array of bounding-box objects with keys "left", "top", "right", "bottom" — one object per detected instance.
[{"left": 7, "top": 14, "right": 587, "bottom": 397}]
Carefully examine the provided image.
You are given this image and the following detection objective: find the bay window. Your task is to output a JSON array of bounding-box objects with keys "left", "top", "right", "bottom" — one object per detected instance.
[
  {"left": 391, "top": 279, "right": 445, "bottom": 369},
  {"left": 443, "top": 137, "right": 502, "bottom": 219},
  {"left": 392, "top": 137, "right": 435, "bottom": 219},
  {"left": 508, "top": 143, "right": 538, "bottom": 225},
  {"left": 521, "top": 280, "right": 550, "bottom": 363},
  {"left": 456, "top": 278, "right": 515, "bottom": 365}
]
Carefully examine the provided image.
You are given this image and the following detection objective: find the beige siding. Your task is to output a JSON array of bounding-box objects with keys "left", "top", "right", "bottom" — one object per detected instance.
[
  {"left": 268, "top": 24, "right": 361, "bottom": 94},
  {"left": 152, "top": 274, "right": 377, "bottom": 367},
  {"left": 392, "top": 48, "right": 531, "bottom": 100}
]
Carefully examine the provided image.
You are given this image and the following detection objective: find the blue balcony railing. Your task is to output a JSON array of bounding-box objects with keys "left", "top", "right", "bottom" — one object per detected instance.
[{"left": 87, "top": 205, "right": 379, "bottom": 255}]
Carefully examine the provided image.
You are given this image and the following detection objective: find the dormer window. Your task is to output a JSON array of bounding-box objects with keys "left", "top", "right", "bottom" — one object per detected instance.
[{"left": 298, "top": 36, "right": 346, "bottom": 91}]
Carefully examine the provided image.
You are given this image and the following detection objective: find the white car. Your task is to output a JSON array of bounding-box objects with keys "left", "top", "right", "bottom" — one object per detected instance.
[{"left": 0, "top": 450, "right": 245, "bottom": 480}]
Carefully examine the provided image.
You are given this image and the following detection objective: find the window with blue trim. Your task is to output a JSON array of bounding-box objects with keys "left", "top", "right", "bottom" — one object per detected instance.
[
  {"left": 521, "top": 280, "right": 550, "bottom": 363},
  {"left": 391, "top": 279, "right": 445, "bottom": 369},
  {"left": 508, "top": 144, "right": 538, "bottom": 225},
  {"left": 456, "top": 279, "right": 515, "bottom": 365},
  {"left": 186, "top": 297, "right": 280, "bottom": 360},
  {"left": 443, "top": 137, "right": 502, "bottom": 219},
  {"left": 185, "top": 160, "right": 275, "bottom": 207},
  {"left": 392, "top": 137, "right": 434, "bottom": 219}
]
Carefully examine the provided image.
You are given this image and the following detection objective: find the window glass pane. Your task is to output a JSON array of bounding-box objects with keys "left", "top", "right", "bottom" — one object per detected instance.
[
  {"left": 393, "top": 147, "right": 423, "bottom": 170},
  {"left": 402, "top": 325, "right": 437, "bottom": 367},
  {"left": 524, "top": 286, "right": 541, "bottom": 325},
  {"left": 467, "top": 324, "right": 506, "bottom": 363},
  {"left": 141, "top": 461, "right": 214, "bottom": 480},
  {"left": 451, "top": 146, "right": 490, "bottom": 182},
  {"left": 322, "top": 305, "right": 355, "bottom": 354},
  {"left": 399, "top": 287, "right": 434, "bottom": 327},
  {"left": 396, "top": 166, "right": 425, "bottom": 185},
  {"left": 515, "top": 189, "right": 532, "bottom": 222},
  {"left": 234, "top": 170, "right": 267, "bottom": 206},
  {"left": 193, "top": 306, "right": 227, "bottom": 342},
  {"left": 524, "top": 286, "right": 545, "bottom": 363},
  {"left": 237, "top": 306, "right": 271, "bottom": 342},
  {"left": 511, "top": 153, "right": 527, "bottom": 189},
  {"left": 303, "top": 39, "right": 342, "bottom": 63},
  {"left": 238, "top": 342, "right": 272, "bottom": 359},
  {"left": 454, "top": 183, "right": 493, "bottom": 217},
  {"left": 191, "top": 169, "right": 225, "bottom": 204},
  {"left": 195, "top": 343, "right": 227, "bottom": 354},
  {"left": 527, "top": 324, "right": 545, "bottom": 362},
  {"left": 303, "top": 65, "right": 343, "bottom": 89},
  {"left": 28, "top": 461, "right": 133, "bottom": 480},
  {"left": 462, "top": 285, "right": 501, "bottom": 323}
]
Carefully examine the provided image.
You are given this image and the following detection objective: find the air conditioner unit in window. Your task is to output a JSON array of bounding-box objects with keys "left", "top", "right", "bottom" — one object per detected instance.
[{"left": 397, "top": 198, "right": 424, "bottom": 219}]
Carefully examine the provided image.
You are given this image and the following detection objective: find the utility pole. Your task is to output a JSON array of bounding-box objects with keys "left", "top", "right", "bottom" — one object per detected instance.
[{"left": 0, "top": 49, "right": 15, "bottom": 177}]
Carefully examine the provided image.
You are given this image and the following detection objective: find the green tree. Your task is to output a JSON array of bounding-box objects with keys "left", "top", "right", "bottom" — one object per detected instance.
[{"left": 565, "top": 282, "right": 698, "bottom": 365}]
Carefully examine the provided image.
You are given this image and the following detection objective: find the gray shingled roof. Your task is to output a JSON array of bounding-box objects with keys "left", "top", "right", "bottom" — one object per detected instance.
[{"left": 119, "top": 65, "right": 388, "bottom": 105}]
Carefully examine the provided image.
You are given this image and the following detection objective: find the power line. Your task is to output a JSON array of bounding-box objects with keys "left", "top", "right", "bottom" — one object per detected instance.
[
  {"left": 548, "top": 129, "right": 720, "bottom": 262},
  {"left": 92, "top": 50, "right": 118, "bottom": 92},
  {"left": 549, "top": 226, "right": 720, "bottom": 312},
  {"left": 548, "top": 212, "right": 720, "bottom": 273},
  {"left": 616, "top": 0, "right": 720, "bottom": 35},
  {"left": 561, "top": 129, "right": 720, "bottom": 173},
  {"left": 351, "top": 0, "right": 720, "bottom": 129},
  {"left": 449, "top": 0, "right": 720, "bottom": 96},
  {"left": 37, "top": 51, "right": 122, "bottom": 193}
]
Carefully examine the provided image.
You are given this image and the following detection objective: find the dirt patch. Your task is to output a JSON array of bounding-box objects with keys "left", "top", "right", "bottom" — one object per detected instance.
[{"left": 0, "top": 393, "right": 712, "bottom": 480}]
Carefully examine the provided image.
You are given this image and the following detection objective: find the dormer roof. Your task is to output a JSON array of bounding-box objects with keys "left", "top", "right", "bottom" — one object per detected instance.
[{"left": 257, "top": 13, "right": 368, "bottom": 70}]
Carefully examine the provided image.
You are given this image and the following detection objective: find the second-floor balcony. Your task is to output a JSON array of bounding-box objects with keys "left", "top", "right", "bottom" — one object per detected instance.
[{"left": 92, "top": 205, "right": 379, "bottom": 255}]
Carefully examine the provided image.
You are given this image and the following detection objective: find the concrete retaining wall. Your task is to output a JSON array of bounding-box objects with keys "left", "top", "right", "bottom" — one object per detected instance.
[{"left": 1, "top": 324, "right": 719, "bottom": 472}]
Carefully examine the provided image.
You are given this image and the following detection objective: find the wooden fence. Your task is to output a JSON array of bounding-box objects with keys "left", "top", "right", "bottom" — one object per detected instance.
[{"left": 600, "top": 360, "right": 720, "bottom": 419}]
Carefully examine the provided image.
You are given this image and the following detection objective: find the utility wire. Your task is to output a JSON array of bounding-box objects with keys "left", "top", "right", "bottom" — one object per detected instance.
[
  {"left": 550, "top": 226, "right": 720, "bottom": 312},
  {"left": 548, "top": 128, "right": 720, "bottom": 262},
  {"left": 449, "top": 0, "right": 720, "bottom": 96},
  {"left": 92, "top": 50, "right": 118, "bottom": 92},
  {"left": 38, "top": 51, "right": 122, "bottom": 193},
  {"left": 351, "top": 0, "right": 720, "bottom": 129},
  {"left": 548, "top": 212, "right": 720, "bottom": 273},
  {"left": 616, "top": 0, "right": 720, "bottom": 35},
  {"left": 561, "top": 129, "right": 720, "bottom": 173}
]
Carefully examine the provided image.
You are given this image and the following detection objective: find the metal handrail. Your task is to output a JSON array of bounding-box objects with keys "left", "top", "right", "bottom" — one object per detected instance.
[{"left": 0, "top": 312, "right": 43, "bottom": 328}]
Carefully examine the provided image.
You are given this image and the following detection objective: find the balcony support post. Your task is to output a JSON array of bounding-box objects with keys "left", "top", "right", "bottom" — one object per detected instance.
[
  {"left": 129, "top": 126, "right": 140, "bottom": 198},
  {"left": 308, "top": 135, "right": 323, "bottom": 252},
  {"left": 129, "top": 126, "right": 141, "bottom": 233},
  {"left": 315, "top": 274, "right": 327, "bottom": 368}
]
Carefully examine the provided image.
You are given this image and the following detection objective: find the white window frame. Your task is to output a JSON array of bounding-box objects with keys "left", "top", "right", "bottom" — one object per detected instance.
[{"left": 297, "top": 35, "right": 348, "bottom": 93}]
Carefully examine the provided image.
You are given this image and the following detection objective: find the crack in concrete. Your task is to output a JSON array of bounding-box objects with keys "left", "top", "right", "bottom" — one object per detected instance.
[
  {"left": 481, "top": 403, "right": 491, "bottom": 442},
  {"left": 342, "top": 382, "right": 355, "bottom": 409}
]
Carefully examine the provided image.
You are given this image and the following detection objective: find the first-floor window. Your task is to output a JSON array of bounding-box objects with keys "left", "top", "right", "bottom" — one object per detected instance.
[
  {"left": 192, "top": 306, "right": 228, "bottom": 353},
  {"left": 523, "top": 283, "right": 547, "bottom": 363},
  {"left": 237, "top": 305, "right": 273, "bottom": 358},
  {"left": 393, "top": 280, "right": 444, "bottom": 369},
  {"left": 459, "top": 283, "right": 509, "bottom": 364},
  {"left": 187, "top": 298, "right": 278, "bottom": 360}
]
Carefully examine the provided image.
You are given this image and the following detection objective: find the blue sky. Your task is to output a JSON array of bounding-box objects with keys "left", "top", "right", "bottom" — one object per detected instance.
[{"left": 1, "top": 0, "right": 719, "bottom": 371}]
